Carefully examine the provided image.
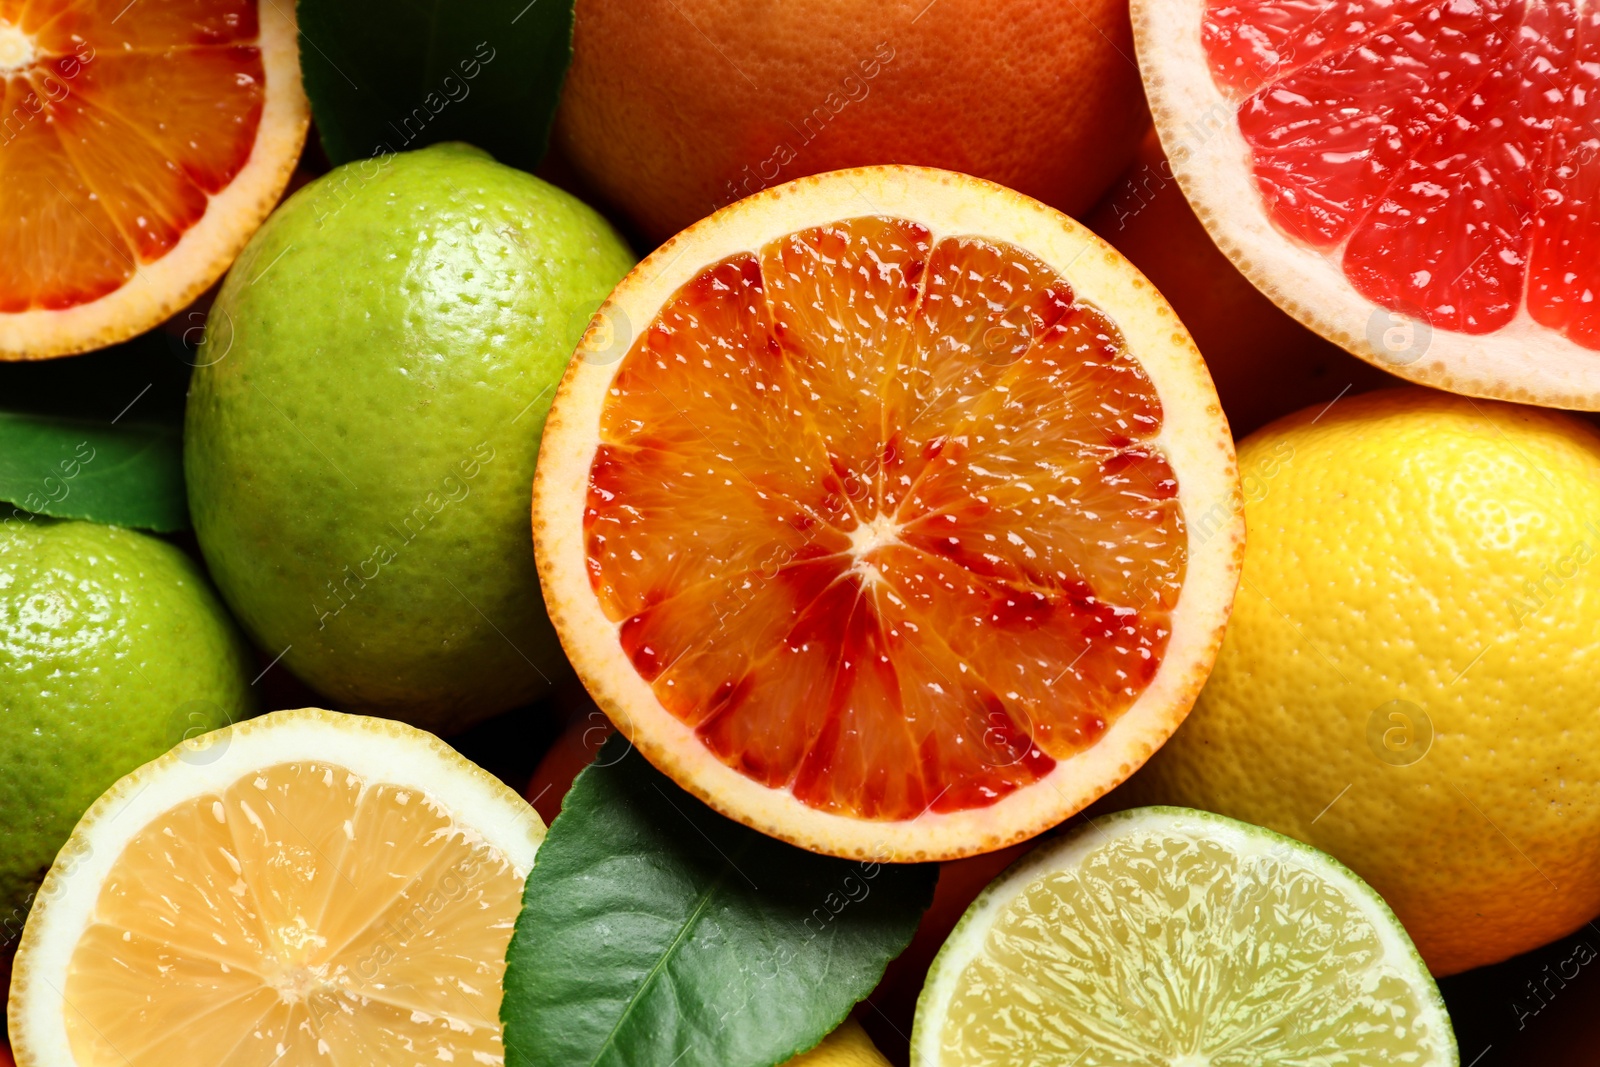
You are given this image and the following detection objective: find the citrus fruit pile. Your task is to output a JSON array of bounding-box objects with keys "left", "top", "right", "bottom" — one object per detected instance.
[{"left": 6, "top": 0, "right": 1600, "bottom": 1063}]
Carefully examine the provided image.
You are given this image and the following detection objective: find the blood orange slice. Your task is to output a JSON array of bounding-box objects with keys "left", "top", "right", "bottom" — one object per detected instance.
[
  {"left": 1136, "top": 0, "right": 1600, "bottom": 407},
  {"left": 533, "top": 167, "right": 1245, "bottom": 861},
  {"left": 0, "top": 0, "right": 308, "bottom": 360}
]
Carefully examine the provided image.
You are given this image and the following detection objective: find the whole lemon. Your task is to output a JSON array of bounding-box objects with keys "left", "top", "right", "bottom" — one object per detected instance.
[
  {"left": 185, "top": 144, "right": 634, "bottom": 732},
  {"left": 785, "top": 1020, "right": 890, "bottom": 1066},
  {"left": 1121, "top": 387, "right": 1600, "bottom": 975},
  {"left": 0, "top": 517, "right": 254, "bottom": 945}
]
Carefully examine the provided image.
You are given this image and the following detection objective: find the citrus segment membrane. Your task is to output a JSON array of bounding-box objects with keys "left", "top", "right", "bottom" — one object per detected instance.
[
  {"left": 585, "top": 216, "right": 1187, "bottom": 823},
  {"left": 60, "top": 760, "right": 523, "bottom": 1066},
  {"left": 920, "top": 811, "right": 1456, "bottom": 1066},
  {"left": 1200, "top": 0, "right": 1600, "bottom": 346},
  {"left": 0, "top": 0, "right": 265, "bottom": 311}
]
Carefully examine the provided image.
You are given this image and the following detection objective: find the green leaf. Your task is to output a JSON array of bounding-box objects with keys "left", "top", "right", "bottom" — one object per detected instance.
[
  {"left": 0, "top": 413, "right": 188, "bottom": 532},
  {"left": 503, "top": 737, "right": 938, "bottom": 1067},
  {"left": 295, "top": 0, "right": 574, "bottom": 171}
]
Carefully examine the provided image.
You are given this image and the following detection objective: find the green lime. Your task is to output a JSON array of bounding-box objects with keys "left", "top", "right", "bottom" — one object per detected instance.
[
  {"left": 0, "top": 517, "right": 255, "bottom": 942},
  {"left": 185, "top": 143, "right": 635, "bottom": 732},
  {"left": 912, "top": 807, "right": 1457, "bottom": 1066}
]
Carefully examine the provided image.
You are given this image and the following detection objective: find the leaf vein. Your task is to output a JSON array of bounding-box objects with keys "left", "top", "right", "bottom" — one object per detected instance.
[{"left": 585, "top": 860, "right": 738, "bottom": 1067}]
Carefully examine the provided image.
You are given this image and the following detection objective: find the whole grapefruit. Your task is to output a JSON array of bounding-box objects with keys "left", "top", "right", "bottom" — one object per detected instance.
[
  {"left": 1086, "top": 131, "right": 1399, "bottom": 437},
  {"left": 554, "top": 0, "right": 1149, "bottom": 242}
]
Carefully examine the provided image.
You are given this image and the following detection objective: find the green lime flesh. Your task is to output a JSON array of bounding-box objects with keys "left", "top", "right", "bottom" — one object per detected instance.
[
  {"left": 0, "top": 518, "right": 255, "bottom": 940},
  {"left": 915, "top": 807, "right": 1457, "bottom": 1067},
  {"left": 185, "top": 143, "right": 635, "bottom": 732}
]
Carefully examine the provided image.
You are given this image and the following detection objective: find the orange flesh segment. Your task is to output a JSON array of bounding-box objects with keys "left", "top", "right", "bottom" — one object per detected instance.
[
  {"left": 62, "top": 761, "right": 522, "bottom": 1066},
  {"left": 586, "top": 217, "right": 1187, "bottom": 821},
  {"left": 0, "top": 0, "right": 263, "bottom": 311},
  {"left": 1202, "top": 0, "right": 1600, "bottom": 347}
]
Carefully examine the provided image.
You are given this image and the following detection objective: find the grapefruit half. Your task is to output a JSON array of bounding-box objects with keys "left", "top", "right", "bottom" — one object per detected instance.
[
  {"left": 532, "top": 166, "right": 1245, "bottom": 862},
  {"left": 1136, "top": 0, "right": 1600, "bottom": 407},
  {"left": 0, "top": 0, "right": 308, "bottom": 360}
]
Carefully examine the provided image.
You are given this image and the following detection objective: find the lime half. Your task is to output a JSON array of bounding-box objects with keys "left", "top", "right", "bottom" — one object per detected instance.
[{"left": 912, "top": 807, "right": 1457, "bottom": 1066}]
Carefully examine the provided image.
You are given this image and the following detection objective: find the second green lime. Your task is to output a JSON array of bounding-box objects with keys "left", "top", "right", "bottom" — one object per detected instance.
[
  {"left": 185, "top": 143, "right": 635, "bottom": 732},
  {"left": 0, "top": 517, "right": 254, "bottom": 944}
]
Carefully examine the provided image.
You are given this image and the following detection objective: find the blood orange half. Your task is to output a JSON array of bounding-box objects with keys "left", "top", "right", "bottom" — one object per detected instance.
[
  {"left": 533, "top": 167, "right": 1244, "bottom": 861},
  {"left": 0, "top": 0, "right": 308, "bottom": 360},
  {"left": 1137, "top": 0, "right": 1600, "bottom": 407}
]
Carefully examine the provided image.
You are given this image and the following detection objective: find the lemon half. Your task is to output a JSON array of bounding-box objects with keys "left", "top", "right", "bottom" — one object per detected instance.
[{"left": 8, "top": 708, "right": 544, "bottom": 1066}]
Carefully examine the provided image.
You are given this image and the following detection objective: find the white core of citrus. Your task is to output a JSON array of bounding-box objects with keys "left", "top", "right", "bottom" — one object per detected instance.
[
  {"left": 0, "top": 21, "right": 35, "bottom": 71},
  {"left": 846, "top": 512, "right": 903, "bottom": 585}
]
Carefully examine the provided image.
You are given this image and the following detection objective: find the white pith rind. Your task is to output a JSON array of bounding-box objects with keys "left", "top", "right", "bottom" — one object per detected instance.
[
  {"left": 0, "top": 0, "right": 310, "bottom": 360},
  {"left": 908, "top": 806, "right": 1459, "bottom": 1067},
  {"left": 1133, "top": 0, "right": 1600, "bottom": 410},
  {"left": 7, "top": 708, "right": 546, "bottom": 1066},
  {"left": 532, "top": 165, "right": 1245, "bottom": 863}
]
